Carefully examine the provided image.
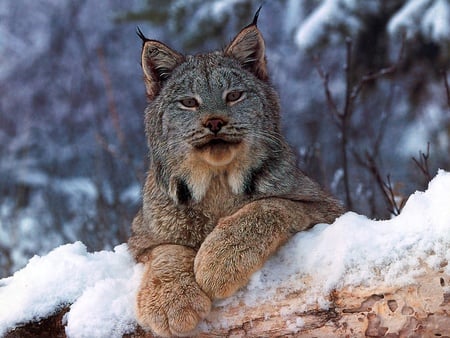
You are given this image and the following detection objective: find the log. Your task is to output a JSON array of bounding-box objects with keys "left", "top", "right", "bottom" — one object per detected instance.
[
  {"left": 6, "top": 263, "right": 450, "bottom": 337},
  {"left": 4, "top": 171, "right": 450, "bottom": 337}
]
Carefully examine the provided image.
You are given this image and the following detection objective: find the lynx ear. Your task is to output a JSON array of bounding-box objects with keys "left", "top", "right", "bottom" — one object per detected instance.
[
  {"left": 137, "top": 28, "right": 184, "bottom": 99},
  {"left": 224, "top": 8, "right": 268, "bottom": 81}
]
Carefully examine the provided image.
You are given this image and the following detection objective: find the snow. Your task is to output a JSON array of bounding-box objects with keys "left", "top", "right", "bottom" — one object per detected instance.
[
  {"left": 210, "top": 0, "right": 246, "bottom": 19},
  {"left": 286, "top": 316, "right": 305, "bottom": 333},
  {"left": 401, "top": 103, "right": 448, "bottom": 155},
  {"left": 0, "top": 242, "right": 143, "bottom": 337},
  {"left": 387, "top": 0, "right": 430, "bottom": 39},
  {"left": 296, "top": 0, "right": 450, "bottom": 49},
  {"left": 120, "top": 183, "right": 141, "bottom": 204},
  {"left": 241, "top": 170, "right": 450, "bottom": 306},
  {"left": 388, "top": 0, "right": 450, "bottom": 42},
  {"left": 421, "top": 0, "right": 450, "bottom": 42},
  {"left": 1, "top": 170, "right": 450, "bottom": 337},
  {"left": 55, "top": 178, "right": 98, "bottom": 201},
  {"left": 294, "top": 0, "right": 381, "bottom": 50},
  {"left": 294, "top": 0, "right": 348, "bottom": 50}
]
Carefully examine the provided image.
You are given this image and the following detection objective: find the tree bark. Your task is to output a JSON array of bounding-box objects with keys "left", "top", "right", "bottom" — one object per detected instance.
[{"left": 6, "top": 264, "right": 450, "bottom": 337}]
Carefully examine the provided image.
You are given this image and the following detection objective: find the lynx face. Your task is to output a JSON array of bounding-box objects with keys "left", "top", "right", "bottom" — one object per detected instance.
[
  {"left": 159, "top": 56, "right": 250, "bottom": 167},
  {"left": 154, "top": 54, "right": 280, "bottom": 166},
  {"left": 139, "top": 23, "right": 282, "bottom": 203}
]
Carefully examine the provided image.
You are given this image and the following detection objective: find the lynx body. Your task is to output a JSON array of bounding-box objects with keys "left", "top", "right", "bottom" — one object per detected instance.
[{"left": 128, "top": 12, "right": 343, "bottom": 337}]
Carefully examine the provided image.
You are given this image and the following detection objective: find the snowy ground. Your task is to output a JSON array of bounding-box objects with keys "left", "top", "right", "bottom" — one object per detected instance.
[{"left": 0, "top": 170, "right": 449, "bottom": 337}]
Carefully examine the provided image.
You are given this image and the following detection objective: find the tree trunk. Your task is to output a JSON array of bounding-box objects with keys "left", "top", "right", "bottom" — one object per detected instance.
[{"left": 6, "top": 263, "right": 450, "bottom": 337}]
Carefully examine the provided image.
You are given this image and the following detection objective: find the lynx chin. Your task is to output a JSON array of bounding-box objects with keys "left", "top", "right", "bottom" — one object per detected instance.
[{"left": 128, "top": 8, "right": 344, "bottom": 337}]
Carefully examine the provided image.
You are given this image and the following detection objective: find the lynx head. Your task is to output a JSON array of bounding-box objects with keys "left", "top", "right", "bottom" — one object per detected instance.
[{"left": 139, "top": 11, "right": 285, "bottom": 204}]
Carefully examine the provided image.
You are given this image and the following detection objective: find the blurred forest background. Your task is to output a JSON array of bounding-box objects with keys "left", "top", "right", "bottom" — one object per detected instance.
[{"left": 1, "top": 0, "right": 449, "bottom": 278}]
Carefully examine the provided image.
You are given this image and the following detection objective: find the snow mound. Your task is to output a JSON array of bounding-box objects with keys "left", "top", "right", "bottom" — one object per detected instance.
[
  {"left": 1, "top": 170, "right": 450, "bottom": 337},
  {"left": 242, "top": 170, "right": 450, "bottom": 306},
  {"left": 0, "top": 242, "right": 143, "bottom": 337}
]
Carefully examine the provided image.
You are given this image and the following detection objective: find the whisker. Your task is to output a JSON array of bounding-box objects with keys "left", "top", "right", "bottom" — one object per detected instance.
[{"left": 161, "top": 123, "right": 285, "bottom": 155}]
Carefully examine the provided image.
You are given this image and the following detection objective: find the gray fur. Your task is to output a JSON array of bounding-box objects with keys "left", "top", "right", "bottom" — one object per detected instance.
[{"left": 129, "top": 21, "right": 344, "bottom": 337}]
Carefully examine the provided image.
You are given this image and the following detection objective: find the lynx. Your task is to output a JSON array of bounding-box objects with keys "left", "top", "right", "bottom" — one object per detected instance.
[{"left": 128, "top": 9, "right": 344, "bottom": 337}]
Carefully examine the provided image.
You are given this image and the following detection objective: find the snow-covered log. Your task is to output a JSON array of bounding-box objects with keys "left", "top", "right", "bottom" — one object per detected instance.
[
  {"left": 4, "top": 264, "right": 450, "bottom": 337},
  {"left": 1, "top": 171, "right": 450, "bottom": 337},
  {"left": 197, "top": 265, "right": 450, "bottom": 337}
]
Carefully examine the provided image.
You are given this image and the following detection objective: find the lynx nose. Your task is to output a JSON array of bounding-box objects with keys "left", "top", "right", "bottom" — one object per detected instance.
[{"left": 204, "top": 118, "right": 226, "bottom": 134}]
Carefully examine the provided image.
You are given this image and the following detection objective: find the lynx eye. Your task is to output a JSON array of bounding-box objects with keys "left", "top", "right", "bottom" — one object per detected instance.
[
  {"left": 179, "top": 98, "right": 199, "bottom": 108},
  {"left": 225, "top": 91, "right": 244, "bottom": 104}
]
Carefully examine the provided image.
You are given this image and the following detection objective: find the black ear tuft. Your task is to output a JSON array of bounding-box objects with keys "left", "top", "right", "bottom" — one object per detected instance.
[
  {"left": 251, "top": 5, "right": 263, "bottom": 27},
  {"left": 136, "top": 27, "right": 149, "bottom": 46},
  {"left": 224, "top": 6, "right": 268, "bottom": 81}
]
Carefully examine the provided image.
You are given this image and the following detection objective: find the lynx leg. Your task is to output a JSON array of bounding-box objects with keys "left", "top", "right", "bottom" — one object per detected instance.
[
  {"left": 136, "top": 244, "right": 211, "bottom": 337},
  {"left": 194, "top": 198, "right": 309, "bottom": 300}
]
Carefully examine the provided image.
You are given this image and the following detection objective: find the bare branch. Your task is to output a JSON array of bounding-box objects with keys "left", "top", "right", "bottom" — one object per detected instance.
[
  {"left": 96, "top": 47, "right": 145, "bottom": 184},
  {"left": 352, "top": 36, "right": 404, "bottom": 102},
  {"left": 442, "top": 69, "right": 450, "bottom": 108},
  {"left": 354, "top": 151, "right": 404, "bottom": 216},
  {"left": 95, "top": 132, "right": 145, "bottom": 184},
  {"left": 412, "top": 142, "right": 432, "bottom": 183},
  {"left": 343, "top": 37, "right": 354, "bottom": 120},
  {"left": 313, "top": 35, "right": 404, "bottom": 212},
  {"left": 97, "top": 47, "right": 126, "bottom": 147},
  {"left": 339, "top": 37, "right": 355, "bottom": 210},
  {"left": 382, "top": 174, "right": 403, "bottom": 216},
  {"left": 313, "top": 56, "right": 342, "bottom": 124}
]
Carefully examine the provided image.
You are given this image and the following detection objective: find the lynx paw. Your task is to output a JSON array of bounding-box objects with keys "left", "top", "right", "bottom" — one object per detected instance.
[
  {"left": 194, "top": 223, "right": 261, "bottom": 299},
  {"left": 136, "top": 279, "right": 211, "bottom": 337},
  {"left": 136, "top": 245, "right": 212, "bottom": 337}
]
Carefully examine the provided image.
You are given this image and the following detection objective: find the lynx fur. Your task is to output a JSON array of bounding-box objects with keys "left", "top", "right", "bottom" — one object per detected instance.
[{"left": 128, "top": 10, "right": 344, "bottom": 337}]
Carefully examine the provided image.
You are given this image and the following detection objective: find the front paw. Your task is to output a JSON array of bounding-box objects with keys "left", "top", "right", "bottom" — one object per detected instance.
[
  {"left": 136, "top": 245, "right": 212, "bottom": 337},
  {"left": 137, "top": 279, "right": 211, "bottom": 337},
  {"left": 194, "top": 223, "right": 261, "bottom": 299}
]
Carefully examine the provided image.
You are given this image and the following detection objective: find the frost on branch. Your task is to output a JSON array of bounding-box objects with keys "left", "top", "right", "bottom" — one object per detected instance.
[
  {"left": 388, "top": 0, "right": 450, "bottom": 43},
  {"left": 295, "top": 0, "right": 450, "bottom": 50}
]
